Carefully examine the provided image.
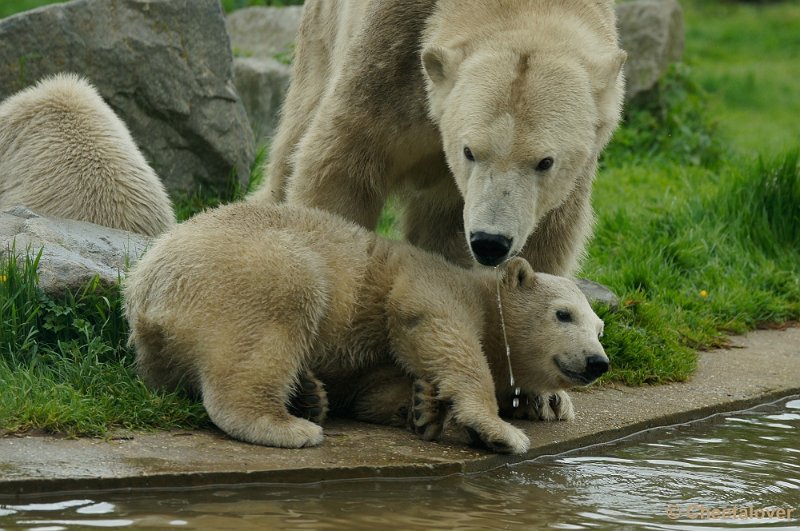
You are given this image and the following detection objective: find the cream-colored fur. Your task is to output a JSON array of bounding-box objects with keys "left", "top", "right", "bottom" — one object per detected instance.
[
  {"left": 0, "top": 73, "right": 175, "bottom": 236},
  {"left": 124, "top": 203, "right": 607, "bottom": 453},
  {"left": 251, "top": 0, "right": 625, "bottom": 273}
]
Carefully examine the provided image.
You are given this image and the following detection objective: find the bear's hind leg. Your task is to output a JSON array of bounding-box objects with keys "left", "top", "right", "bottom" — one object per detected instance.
[{"left": 199, "top": 336, "right": 324, "bottom": 449}]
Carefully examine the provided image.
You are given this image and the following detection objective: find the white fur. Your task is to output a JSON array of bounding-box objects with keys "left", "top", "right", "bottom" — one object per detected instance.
[{"left": 0, "top": 73, "right": 175, "bottom": 236}]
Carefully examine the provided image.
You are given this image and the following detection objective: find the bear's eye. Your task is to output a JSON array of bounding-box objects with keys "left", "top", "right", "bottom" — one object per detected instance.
[
  {"left": 464, "top": 146, "right": 475, "bottom": 162},
  {"left": 536, "top": 157, "right": 554, "bottom": 171},
  {"left": 556, "top": 310, "right": 572, "bottom": 323}
]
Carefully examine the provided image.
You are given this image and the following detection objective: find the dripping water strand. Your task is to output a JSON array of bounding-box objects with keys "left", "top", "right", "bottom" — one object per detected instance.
[{"left": 496, "top": 266, "right": 521, "bottom": 407}]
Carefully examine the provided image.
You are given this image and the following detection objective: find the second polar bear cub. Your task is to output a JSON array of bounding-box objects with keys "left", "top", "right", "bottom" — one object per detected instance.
[
  {"left": 124, "top": 203, "right": 608, "bottom": 454},
  {"left": 0, "top": 73, "right": 174, "bottom": 236}
]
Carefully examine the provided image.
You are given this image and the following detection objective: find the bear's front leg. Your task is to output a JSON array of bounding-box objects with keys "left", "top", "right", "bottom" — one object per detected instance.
[
  {"left": 388, "top": 295, "right": 530, "bottom": 455},
  {"left": 285, "top": 103, "right": 390, "bottom": 230},
  {"left": 501, "top": 390, "right": 575, "bottom": 421},
  {"left": 401, "top": 178, "right": 473, "bottom": 268}
]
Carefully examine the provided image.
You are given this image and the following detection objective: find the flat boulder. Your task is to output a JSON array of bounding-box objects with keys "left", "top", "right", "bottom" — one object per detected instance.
[
  {"left": 0, "top": 0, "right": 255, "bottom": 195},
  {"left": 0, "top": 206, "right": 149, "bottom": 297}
]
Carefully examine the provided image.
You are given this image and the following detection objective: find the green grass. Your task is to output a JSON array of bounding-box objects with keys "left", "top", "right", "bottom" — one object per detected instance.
[
  {"left": 0, "top": 0, "right": 64, "bottom": 18},
  {"left": 2, "top": 0, "right": 799, "bottom": 435},
  {"left": 682, "top": 1, "right": 800, "bottom": 156},
  {"left": 0, "top": 248, "right": 208, "bottom": 436}
]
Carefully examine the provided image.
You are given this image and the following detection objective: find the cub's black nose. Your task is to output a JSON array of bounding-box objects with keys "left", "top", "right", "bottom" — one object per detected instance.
[
  {"left": 470, "top": 232, "right": 512, "bottom": 267},
  {"left": 585, "top": 354, "right": 610, "bottom": 379}
]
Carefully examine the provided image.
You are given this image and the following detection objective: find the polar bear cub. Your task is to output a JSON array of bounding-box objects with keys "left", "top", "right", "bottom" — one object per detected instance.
[
  {"left": 0, "top": 73, "right": 174, "bottom": 236},
  {"left": 124, "top": 203, "right": 608, "bottom": 453}
]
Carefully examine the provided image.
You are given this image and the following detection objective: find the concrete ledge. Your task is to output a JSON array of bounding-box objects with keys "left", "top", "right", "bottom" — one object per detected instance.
[{"left": 1, "top": 327, "right": 798, "bottom": 497}]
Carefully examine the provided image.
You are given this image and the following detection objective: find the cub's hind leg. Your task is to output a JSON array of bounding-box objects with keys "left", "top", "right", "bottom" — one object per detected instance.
[{"left": 198, "top": 331, "right": 323, "bottom": 449}]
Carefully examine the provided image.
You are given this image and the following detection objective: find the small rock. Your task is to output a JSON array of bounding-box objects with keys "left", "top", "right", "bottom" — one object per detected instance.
[
  {"left": 0, "top": 0, "right": 255, "bottom": 195},
  {"left": 576, "top": 279, "right": 620, "bottom": 311},
  {"left": 226, "top": 5, "right": 301, "bottom": 144},
  {"left": 0, "top": 206, "right": 150, "bottom": 297},
  {"left": 226, "top": 6, "right": 304, "bottom": 60},
  {"left": 234, "top": 57, "right": 291, "bottom": 145},
  {"left": 616, "top": 0, "right": 685, "bottom": 101}
]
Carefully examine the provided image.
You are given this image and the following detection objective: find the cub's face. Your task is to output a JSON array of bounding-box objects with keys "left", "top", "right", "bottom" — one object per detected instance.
[
  {"left": 423, "top": 46, "right": 624, "bottom": 267},
  {"left": 501, "top": 258, "right": 608, "bottom": 393}
]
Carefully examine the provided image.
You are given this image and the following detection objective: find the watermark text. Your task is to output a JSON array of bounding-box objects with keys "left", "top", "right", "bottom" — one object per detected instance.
[{"left": 666, "top": 504, "right": 796, "bottom": 521}]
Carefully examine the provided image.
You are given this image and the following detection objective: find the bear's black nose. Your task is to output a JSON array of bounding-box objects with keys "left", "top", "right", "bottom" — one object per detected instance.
[
  {"left": 470, "top": 232, "right": 512, "bottom": 267},
  {"left": 585, "top": 354, "right": 609, "bottom": 379}
]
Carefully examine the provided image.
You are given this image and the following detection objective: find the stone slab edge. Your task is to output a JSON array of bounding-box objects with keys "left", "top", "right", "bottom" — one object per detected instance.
[{"left": 1, "top": 328, "right": 798, "bottom": 497}]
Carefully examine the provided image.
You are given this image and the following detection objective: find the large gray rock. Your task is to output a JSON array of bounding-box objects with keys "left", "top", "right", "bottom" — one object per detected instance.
[
  {"left": 0, "top": 206, "right": 149, "bottom": 297},
  {"left": 0, "top": 0, "right": 255, "bottom": 195},
  {"left": 616, "top": 0, "right": 685, "bottom": 101},
  {"left": 234, "top": 57, "right": 291, "bottom": 145}
]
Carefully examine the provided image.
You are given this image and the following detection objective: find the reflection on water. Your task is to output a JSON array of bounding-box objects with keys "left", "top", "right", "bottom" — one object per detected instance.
[{"left": 1, "top": 397, "right": 798, "bottom": 530}]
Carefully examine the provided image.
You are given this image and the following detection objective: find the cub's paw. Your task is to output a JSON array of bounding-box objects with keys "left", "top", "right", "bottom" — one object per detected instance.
[
  {"left": 263, "top": 417, "right": 324, "bottom": 449},
  {"left": 289, "top": 371, "right": 329, "bottom": 424},
  {"left": 464, "top": 420, "right": 530, "bottom": 455},
  {"left": 529, "top": 391, "right": 575, "bottom": 421},
  {"left": 410, "top": 379, "right": 447, "bottom": 441}
]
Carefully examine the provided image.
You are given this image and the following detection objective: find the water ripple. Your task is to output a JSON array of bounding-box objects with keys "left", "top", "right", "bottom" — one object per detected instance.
[{"left": 0, "top": 397, "right": 797, "bottom": 530}]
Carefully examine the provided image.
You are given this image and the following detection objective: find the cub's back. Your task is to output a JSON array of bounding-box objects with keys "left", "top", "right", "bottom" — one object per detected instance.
[{"left": 126, "top": 202, "right": 377, "bottom": 321}]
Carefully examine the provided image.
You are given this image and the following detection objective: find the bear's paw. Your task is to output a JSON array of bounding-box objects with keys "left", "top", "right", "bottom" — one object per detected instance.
[
  {"left": 464, "top": 420, "right": 530, "bottom": 455},
  {"left": 410, "top": 378, "right": 448, "bottom": 441}
]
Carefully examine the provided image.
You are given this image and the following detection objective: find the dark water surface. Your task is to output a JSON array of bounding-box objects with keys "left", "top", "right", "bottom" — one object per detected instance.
[{"left": 1, "top": 397, "right": 798, "bottom": 530}]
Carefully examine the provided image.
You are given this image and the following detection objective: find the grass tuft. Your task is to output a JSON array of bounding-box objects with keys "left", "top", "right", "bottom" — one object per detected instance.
[
  {"left": 587, "top": 152, "right": 800, "bottom": 385},
  {"left": 716, "top": 151, "right": 800, "bottom": 255},
  {"left": 604, "top": 63, "right": 723, "bottom": 169},
  {"left": 0, "top": 247, "right": 208, "bottom": 436}
]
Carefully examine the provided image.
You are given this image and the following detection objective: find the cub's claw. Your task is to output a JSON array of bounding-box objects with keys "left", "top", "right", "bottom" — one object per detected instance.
[
  {"left": 410, "top": 379, "right": 447, "bottom": 441},
  {"left": 531, "top": 390, "right": 574, "bottom": 421},
  {"left": 289, "top": 371, "right": 329, "bottom": 424},
  {"left": 505, "top": 390, "right": 575, "bottom": 421}
]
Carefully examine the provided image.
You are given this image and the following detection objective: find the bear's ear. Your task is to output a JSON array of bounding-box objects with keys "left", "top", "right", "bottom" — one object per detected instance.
[
  {"left": 422, "top": 45, "right": 464, "bottom": 86},
  {"left": 589, "top": 49, "right": 627, "bottom": 97},
  {"left": 503, "top": 257, "right": 536, "bottom": 289}
]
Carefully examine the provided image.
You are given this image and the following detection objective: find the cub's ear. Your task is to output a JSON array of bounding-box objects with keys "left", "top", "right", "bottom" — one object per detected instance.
[
  {"left": 422, "top": 45, "right": 464, "bottom": 86},
  {"left": 503, "top": 257, "right": 536, "bottom": 289}
]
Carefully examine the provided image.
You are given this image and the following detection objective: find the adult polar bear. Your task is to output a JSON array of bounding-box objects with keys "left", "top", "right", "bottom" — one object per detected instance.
[{"left": 251, "top": 0, "right": 626, "bottom": 272}]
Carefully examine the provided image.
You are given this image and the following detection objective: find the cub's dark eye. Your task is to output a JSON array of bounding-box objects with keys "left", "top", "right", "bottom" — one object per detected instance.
[
  {"left": 464, "top": 146, "right": 475, "bottom": 161},
  {"left": 536, "top": 157, "right": 554, "bottom": 171},
  {"left": 556, "top": 310, "right": 572, "bottom": 323}
]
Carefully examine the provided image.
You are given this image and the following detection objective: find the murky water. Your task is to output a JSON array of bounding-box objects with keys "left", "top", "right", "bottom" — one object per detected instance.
[{"left": 1, "top": 397, "right": 798, "bottom": 530}]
